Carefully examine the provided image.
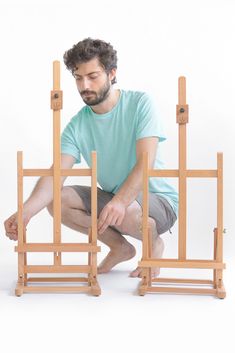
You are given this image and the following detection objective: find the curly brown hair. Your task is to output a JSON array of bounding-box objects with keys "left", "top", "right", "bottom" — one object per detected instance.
[{"left": 63, "top": 38, "right": 118, "bottom": 84}]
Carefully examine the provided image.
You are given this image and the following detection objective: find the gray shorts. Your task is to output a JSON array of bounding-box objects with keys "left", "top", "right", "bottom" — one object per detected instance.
[{"left": 69, "top": 185, "right": 177, "bottom": 236}]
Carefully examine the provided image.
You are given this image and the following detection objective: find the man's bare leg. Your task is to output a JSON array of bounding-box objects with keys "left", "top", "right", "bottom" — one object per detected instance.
[
  {"left": 128, "top": 218, "right": 164, "bottom": 278},
  {"left": 47, "top": 187, "right": 164, "bottom": 275},
  {"left": 47, "top": 187, "right": 136, "bottom": 273},
  {"left": 113, "top": 203, "right": 165, "bottom": 278}
]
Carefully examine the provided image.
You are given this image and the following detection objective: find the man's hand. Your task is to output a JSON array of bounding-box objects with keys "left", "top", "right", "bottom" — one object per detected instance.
[
  {"left": 4, "top": 212, "right": 29, "bottom": 241},
  {"left": 97, "top": 197, "right": 126, "bottom": 235}
]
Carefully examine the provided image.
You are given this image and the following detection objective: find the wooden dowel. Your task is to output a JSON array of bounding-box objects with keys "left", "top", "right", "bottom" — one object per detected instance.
[
  {"left": 217, "top": 153, "right": 223, "bottom": 262},
  {"left": 53, "top": 60, "right": 60, "bottom": 90},
  {"left": 23, "top": 168, "right": 92, "bottom": 177},
  {"left": 142, "top": 152, "right": 149, "bottom": 260},
  {"left": 52, "top": 60, "right": 62, "bottom": 265},
  {"left": 17, "top": 151, "right": 24, "bottom": 284},
  {"left": 27, "top": 277, "right": 89, "bottom": 283},
  {"left": 216, "top": 153, "right": 223, "bottom": 288},
  {"left": 91, "top": 151, "right": 98, "bottom": 277},
  {"left": 213, "top": 228, "right": 217, "bottom": 286},
  {"left": 152, "top": 278, "right": 214, "bottom": 285},
  {"left": 146, "top": 286, "right": 217, "bottom": 295},
  {"left": 178, "top": 76, "right": 186, "bottom": 105},
  {"left": 177, "top": 76, "right": 187, "bottom": 260},
  {"left": 15, "top": 243, "right": 101, "bottom": 252},
  {"left": 22, "top": 286, "right": 91, "bottom": 293},
  {"left": 24, "top": 265, "right": 91, "bottom": 273},
  {"left": 139, "top": 259, "right": 225, "bottom": 269}
]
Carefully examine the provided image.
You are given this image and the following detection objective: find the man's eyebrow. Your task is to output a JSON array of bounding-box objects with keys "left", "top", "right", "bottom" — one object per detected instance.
[{"left": 74, "top": 71, "right": 102, "bottom": 77}]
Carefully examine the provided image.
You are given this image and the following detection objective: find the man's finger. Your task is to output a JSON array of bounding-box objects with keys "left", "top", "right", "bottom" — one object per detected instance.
[{"left": 98, "top": 208, "right": 109, "bottom": 230}]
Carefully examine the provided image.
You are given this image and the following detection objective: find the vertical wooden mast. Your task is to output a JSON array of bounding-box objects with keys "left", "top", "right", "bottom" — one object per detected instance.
[
  {"left": 51, "top": 61, "right": 63, "bottom": 265},
  {"left": 177, "top": 77, "right": 188, "bottom": 260}
]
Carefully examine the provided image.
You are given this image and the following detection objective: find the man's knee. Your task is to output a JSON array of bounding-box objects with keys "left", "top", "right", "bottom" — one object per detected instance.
[
  {"left": 46, "top": 186, "right": 80, "bottom": 216},
  {"left": 115, "top": 201, "right": 143, "bottom": 235}
]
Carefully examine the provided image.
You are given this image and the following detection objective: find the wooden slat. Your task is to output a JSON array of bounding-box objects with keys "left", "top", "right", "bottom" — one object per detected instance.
[
  {"left": 17, "top": 151, "right": 24, "bottom": 284},
  {"left": 23, "top": 169, "right": 52, "bottom": 176},
  {"left": 24, "top": 168, "right": 217, "bottom": 178},
  {"left": 91, "top": 151, "right": 98, "bottom": 277},
  {"left": 140, "top": 152, "right": 150, "bottom": 285},
  {"left": 178, "top": 76, "right": 187, "bottom": 260},
  {"left": 215, "top": 153, "right": 224, "bottom": 292},
  {"left": 149, "top": 169, "right": 179, "bottom": 177},
  {"left": 148, "top": 227, "right": 152, "bottom": 283},
  {"left": 61, "top": 169, "right": 91, "bottom": 176},
  {"left": 217, "top": 153, "right": 223, "bottom": 262},
  {"left": 15, "top": 243, "right": 101, "bottom": 253},
  {"left": 145, "top": 286, "right": 217, "bottom": 295},
  {"left": 24, "top": 265, "right": 91, "bottom": 273},
  {"left": 23, "top": 168, "right": 91, "bottom": 177},
  {"left": 22, "top": 286, "right": 91, "bottom": 293},
  {"left": 142, "top": 152, "right": 149, "bottom": 260},
  {"left": 139, "top": 259, "right": 225, "bottom": 269},
  {"left": 186, "top": 170, "right": 217, "bottom": 178},
  {"left": 27, "top": 277, "right": 88, "bottom": 282},
  {"left": 52, "top": 61, "right": 61, "bottom": 265},
  {"left": 152, "top": 278, "right": 214, "bottom": 285}
]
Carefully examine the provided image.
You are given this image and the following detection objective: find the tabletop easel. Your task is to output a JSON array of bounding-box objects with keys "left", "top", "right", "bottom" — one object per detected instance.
[
  {"left": 138, "top": 77, "right": 226, "bottom": 298},
  {"left": 15, "top": 61, "right": 101, "bottom": 296}
]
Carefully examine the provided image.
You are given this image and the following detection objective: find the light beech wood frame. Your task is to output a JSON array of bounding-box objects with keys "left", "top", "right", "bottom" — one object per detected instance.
[
  {"left": 15, "top": 61, "right": 101, "bottom": 296},
  {"left": 138, "top": 77, "right": 226, "bottom": 298}
]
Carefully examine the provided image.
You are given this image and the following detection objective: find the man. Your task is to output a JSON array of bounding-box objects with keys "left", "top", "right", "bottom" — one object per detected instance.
[{"left": 4, "top": 38, "right": 178, "bottom": 277}]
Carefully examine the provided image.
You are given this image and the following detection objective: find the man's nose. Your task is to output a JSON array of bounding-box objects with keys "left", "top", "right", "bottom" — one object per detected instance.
[{"left": 79, "top": 77, "right": 91, "bottom": 91}]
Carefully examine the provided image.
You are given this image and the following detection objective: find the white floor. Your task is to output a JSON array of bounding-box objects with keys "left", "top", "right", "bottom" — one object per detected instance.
[{"left": 0, "top": 230, "right": 234, "bottom": 353}]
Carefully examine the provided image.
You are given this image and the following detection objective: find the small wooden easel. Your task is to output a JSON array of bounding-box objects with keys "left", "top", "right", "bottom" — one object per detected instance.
[
  {"left": 15, "top": 61, "right": 101, "bottom": 296},
  {"left": 138, "top": 77, "right": 226, "bottom": 298}
]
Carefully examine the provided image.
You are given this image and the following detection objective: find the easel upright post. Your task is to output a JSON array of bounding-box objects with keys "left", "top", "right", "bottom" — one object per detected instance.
[
  {"left": 177, "top": 77, "right": 188, "bottom": 260},
  {"left": 51, "top": 61, "right": 63, "bottom": 265},
  {"left": 215, "top": 152, "right": 225, "bottom": 298},
  {"left": 15, "top": 151, "right": 24, "bottom": 296},
  {"left": 139, "top": 151, "right": 150, "bottom": 295}
]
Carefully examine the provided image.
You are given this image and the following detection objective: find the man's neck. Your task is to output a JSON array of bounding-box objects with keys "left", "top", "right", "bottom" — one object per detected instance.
[{"left": 90, "top": 89, "right": 120, "bottom": 114}]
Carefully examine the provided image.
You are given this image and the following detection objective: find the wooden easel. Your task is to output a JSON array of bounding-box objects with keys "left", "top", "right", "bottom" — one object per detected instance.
[
  {"left": 15, "top": 61, "right": 101, "bottom": 296},
  {"left": 138, "top": 77, "right": 226, "bottom": 298}
]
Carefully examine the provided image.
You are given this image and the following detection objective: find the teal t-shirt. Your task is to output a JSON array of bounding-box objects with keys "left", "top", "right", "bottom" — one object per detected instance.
[{"left": 61, "top": 90, "right": 178, "bottom": 215}]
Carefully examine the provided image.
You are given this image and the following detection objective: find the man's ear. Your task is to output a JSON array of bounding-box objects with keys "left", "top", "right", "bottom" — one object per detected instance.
[{"left": 109, "top": 68, "right": 117, "bottom": 82}]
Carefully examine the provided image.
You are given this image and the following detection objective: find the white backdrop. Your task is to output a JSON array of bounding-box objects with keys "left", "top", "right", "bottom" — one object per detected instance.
[{"left": 0, "top": 0, "right": 234, "bottom": 352}]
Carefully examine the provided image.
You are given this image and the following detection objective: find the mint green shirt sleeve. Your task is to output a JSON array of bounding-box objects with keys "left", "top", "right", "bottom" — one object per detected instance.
[
  {"left": 135, "top": 93, "right": 166, "bottom": 142},
  {"left": 61, "top": 116, "right": 81, "bottom": 163}
]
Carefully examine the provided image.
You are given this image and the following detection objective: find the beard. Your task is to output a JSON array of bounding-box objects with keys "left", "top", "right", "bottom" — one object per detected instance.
[{"left": 80, "top": 78, "right": 111, "bottom": 106}]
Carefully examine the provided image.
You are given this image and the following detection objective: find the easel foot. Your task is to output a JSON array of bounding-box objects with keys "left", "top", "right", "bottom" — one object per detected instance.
[
  {"left": 89, "top": 276, "right": 101, "bottom": 296},
  {"left": 216, "top": 281, "right": 226, "bottom": 299},
  {"left": 138, "top": 278, "right": 147, "bottom": 296},
  {"left": 15, "top": 283, "right": 24, "bottom": 297}
]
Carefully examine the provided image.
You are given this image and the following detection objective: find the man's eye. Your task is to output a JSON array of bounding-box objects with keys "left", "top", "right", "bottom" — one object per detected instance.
[{"left": 89, "top": 76, "right": 98, "bottom": 80}]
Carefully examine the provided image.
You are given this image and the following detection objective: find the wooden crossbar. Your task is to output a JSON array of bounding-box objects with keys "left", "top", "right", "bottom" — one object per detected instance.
[
  {"left": 23, "top": 169, "right": 92, "bottom": 177},
  {"left": 23, "top": 265, "right": 91, "bottom": 273},
  {"left": 148, "top": 170, "right": 218, "bottom": 178},
  {"left": 138, "top": 76, "right": 226, "bottom": 299},
  {"left": 139, "top": 259, "right": 225, "bottom": 270},
  {"left": 15, "top": 61, "right": 101, "bottom": 296},
  {"left": 15, "top": 243, "right": 101, "bottom": 252}
]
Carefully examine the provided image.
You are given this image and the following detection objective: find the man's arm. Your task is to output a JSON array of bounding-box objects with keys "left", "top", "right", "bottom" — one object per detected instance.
[
  {"left": 4, "top": 153, "right": 76, "bottom": 240},
  {"left": 97, "top": 137, "right": 158, "bottom": 234}
]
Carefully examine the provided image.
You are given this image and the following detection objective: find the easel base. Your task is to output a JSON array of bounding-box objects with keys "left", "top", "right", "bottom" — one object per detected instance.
[
  {"left": 15, "top": 276, "right": 101, "bottom": 296},
  {"left": 138, "top": 277, "right": 226, "bottom": 299}
]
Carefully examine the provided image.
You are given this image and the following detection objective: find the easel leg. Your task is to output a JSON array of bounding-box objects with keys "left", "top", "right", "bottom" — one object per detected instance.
[{"left": 213, "top": 228, "right": 226, "bottom": 299}]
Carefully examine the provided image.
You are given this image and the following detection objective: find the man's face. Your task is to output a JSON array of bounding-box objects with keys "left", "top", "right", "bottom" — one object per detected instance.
[{"left": 73, "top": 58, "right": 114, "bottom": 106}]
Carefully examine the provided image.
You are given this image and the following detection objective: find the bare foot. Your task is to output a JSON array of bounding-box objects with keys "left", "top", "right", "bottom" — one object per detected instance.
[
  {"left": 129, "top": 218, "right": 164, "bottom": 278},
  {"left": 98, "top": 241, "right": 136, "bottom": 274}
]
